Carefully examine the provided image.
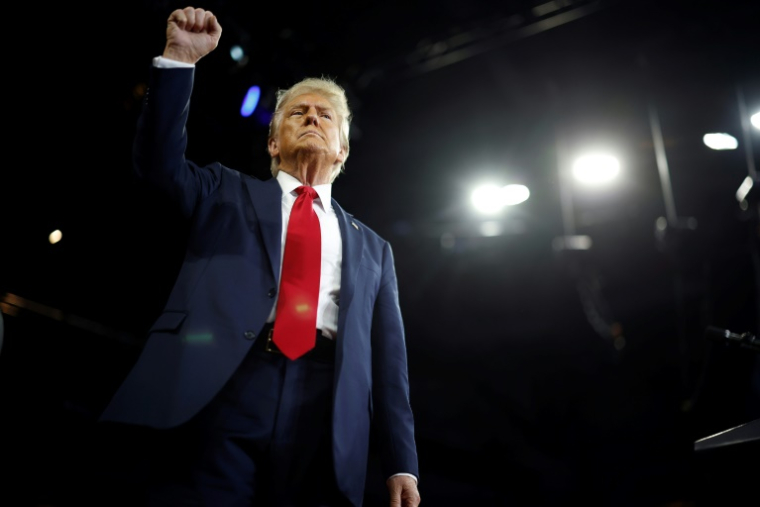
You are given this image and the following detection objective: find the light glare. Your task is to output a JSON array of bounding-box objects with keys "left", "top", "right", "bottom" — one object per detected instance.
[
  {"left": 230, "top": 45, "right": 244, "bottom": 62},
  {"left": 479, "top": 221, "right": 502, "bottom": 237},
  {"left": 240, "top": 86, "right": 261, "bottom": 117},
  {"left": 703, "top": 133, "right": 738, "bottom": 150},
  {"left": 503, "top": 184, "right": 530, "bottom": 205},
  {"left": 48, "top": 230, "right": 62, "bottom": 244},
  {"left": 736, "top": 175, "right": 753, "bottom": 202},
  {"left": 751, "top": 112, "right": 760, "bottom": 130},
  {"left": 471, "top": 183, "right": 530, "bottom": 214},
  {"left": 471, "top": 184, "right": 505, "bottom": 214},
  {"left": 572, "top": 154, "right": 620, "bottom": 184},
  {"left": 552, "top": 234, "right": 592, "bottom": 251}
]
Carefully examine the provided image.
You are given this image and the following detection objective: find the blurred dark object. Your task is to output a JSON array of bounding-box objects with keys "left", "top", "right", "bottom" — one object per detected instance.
[
  {"left": 692, "top": 417, "right": 760, "bottom": 506},
  {"left": 694, "top": 417, "right": 760, "bottom": 452},
  {"left": 692, "top": 326, "right": 759, "bottom": 506},
  {"left": 705, "top": 326, "right": 760, "bottom": 354}
]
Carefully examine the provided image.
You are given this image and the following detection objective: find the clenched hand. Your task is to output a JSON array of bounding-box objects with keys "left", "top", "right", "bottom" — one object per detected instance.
[
  {"left": 387, "top": 475, "right": 421, "bottom": 507},
  {"left": 163, "top": 6, "right": 222, "bottom": 64}
]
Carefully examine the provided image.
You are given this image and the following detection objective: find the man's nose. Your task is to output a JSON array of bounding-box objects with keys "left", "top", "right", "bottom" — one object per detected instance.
[{"left": 304, "top": 107, "right": 319, "bottom": 125}]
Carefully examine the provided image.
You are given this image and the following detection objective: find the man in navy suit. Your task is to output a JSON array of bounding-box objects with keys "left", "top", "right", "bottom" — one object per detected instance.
[{"left": 96, "top": 6, "right": 420, "bottom": 507}]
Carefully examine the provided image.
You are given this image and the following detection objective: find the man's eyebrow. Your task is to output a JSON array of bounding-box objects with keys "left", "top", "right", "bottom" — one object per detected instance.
[{"left": 289, "top": 102, "right": 335, "bottom": 112}]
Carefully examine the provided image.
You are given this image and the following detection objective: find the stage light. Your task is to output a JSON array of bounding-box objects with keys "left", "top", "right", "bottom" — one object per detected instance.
[
  {"left": 471, "top": 184, "right": 504, "bottom": 214},
  {"left": 240, "top": 85, "right": 261, "bottom": 117},
  {"left": 230, "top": 45, "right": 245, "bottom": 62},
  {"left": 572, "top": 154, "right": 620, "bottom": 185},
  {"left": 503, "top": 184, "right": 530, "bottom": 205},
  {"left": 703, "top": 133, "right": 738, "bottom": 150},
  {"left": 48, "top": 229, "right": 62, "bottom": 244},
  {"left": 751, "top": 112, "right": 760, "bottom": 130},
  {"left": 470, "top": 183, "right": 530, "bottom": 215}
]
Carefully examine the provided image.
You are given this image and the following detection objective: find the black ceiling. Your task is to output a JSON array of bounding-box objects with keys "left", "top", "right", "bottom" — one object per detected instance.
[{"left": 3, "top": 0, "right": 760, "bottom": 505}]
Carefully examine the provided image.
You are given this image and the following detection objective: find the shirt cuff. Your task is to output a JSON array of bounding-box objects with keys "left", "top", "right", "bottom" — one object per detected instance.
[
  {"left": 388, "top": 472, "right": 418, "bottom": 484},
  {"left": 152, "top": 56, "right": 195, "bottom": 68}
]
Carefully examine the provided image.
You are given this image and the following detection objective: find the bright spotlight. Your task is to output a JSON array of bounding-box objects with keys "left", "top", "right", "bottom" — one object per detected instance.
[
  {"left": 240, "top": 85, "right": 261, "bottom": 117},
  {"left": 703, "top": 133, "right": 738, "bottom": 150},
  {"left": 503, "top": 184, "right": 530, "bottom": 205},
  {"left": 230, "top": 45, "right": 245, "bottom": 62},
  {"left": 471, "top": 183, "right": 530, "bottom": 215},
  {"left": 471, "top": 184, "right": 505, "bottom": 214},
  {"left": 572, "top": 154, "right": 620, "bottom": 185},
  {"left": 751, "top": 112, "right": 760, "bottom": 130}
]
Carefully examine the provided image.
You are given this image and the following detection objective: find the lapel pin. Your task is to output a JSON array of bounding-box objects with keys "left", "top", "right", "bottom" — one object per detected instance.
[{"left": 351, "top": 221, "right": 359, "bottom": 230}]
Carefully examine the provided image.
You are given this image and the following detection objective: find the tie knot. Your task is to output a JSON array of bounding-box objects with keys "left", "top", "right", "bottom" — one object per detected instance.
[{"left": 295, "top": 186, "right": 319, "bottom": 200}]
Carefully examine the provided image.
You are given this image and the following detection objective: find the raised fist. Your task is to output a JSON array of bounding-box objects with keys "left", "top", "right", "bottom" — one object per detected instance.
[{"left": 163, "top": 6, "right": 222, "bottom": 64}]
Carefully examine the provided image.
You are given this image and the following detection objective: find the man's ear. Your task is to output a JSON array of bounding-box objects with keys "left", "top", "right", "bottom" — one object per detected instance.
[
  {"left": 268, "top": 137, "right": 279, "bottom": 158},
  {"left": 336, "top": 145, "right": 346, "bottom": 165}
]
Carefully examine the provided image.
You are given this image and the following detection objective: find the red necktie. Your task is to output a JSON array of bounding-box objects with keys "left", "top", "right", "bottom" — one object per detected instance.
[{"left": 272, "top": 186, "right": 321, "bottom": 359}]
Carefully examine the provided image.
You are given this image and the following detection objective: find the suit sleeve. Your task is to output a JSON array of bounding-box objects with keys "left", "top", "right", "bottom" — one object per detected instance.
[
  {"left": 133, "top": 65, "right": 222, "bottom": 218},
  {"left": 371, "top": 241, "right": 420, "bottom": 481}
]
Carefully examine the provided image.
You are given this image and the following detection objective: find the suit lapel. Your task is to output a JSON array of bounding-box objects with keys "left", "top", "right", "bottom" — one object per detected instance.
[
  {"left": 334, "top": 199, "right": 364, "bottom": 323},
  {"left": 247, "top": 177, "right": 283, "bottom": 281}
]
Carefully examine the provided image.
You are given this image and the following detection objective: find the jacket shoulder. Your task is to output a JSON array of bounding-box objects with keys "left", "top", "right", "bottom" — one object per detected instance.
[{"left": 349, "top": 216, "right": 390, "bottom": 249}]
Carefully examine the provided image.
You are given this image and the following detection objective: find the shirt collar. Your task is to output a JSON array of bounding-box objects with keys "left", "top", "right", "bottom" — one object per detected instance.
[{"left": 276, "top": 170, "right": 333, "bottom": 209}]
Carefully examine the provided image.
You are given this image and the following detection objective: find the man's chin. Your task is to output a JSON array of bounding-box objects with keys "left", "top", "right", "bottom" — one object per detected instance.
[{"left": 294, "top": 143, "right": 330, "bottom": 157}]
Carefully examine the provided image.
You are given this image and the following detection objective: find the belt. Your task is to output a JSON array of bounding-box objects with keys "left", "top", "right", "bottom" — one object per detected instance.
[{"left": 254, "top": 322, "right": 336, "bottom": 363}]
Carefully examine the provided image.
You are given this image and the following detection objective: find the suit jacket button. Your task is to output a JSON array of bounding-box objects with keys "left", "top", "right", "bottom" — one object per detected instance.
[
  {"left": 267, "top": 288, "right": 276, "bottom": 298},
  {"left": 244, "top": 331, "right": 256, "bottom": 340}
]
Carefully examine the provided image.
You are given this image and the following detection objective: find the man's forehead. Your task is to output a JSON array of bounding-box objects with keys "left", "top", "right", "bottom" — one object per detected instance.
[{"left": 285, "top": 93, "right": 335, "bottom": 110}]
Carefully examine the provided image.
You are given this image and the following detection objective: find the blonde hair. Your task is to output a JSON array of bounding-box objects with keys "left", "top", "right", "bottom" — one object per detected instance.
[{"left": 268, "top": 77, "right": 352, "bottom": 182}]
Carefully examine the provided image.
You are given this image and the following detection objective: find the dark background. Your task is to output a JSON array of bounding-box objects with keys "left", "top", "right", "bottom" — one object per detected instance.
[{"left": 2, "top": 0, "right": 760, "bottom": 505}]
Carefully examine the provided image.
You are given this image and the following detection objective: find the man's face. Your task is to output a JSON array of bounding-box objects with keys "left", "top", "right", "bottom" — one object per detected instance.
[{"left": 268, "top": 93, "right": 346, "bottom": 170}]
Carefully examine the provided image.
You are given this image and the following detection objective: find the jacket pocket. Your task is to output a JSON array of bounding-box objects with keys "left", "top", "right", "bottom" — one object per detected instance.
[{"left": 148, "top": 311, "right": 187, "bottom": 333}]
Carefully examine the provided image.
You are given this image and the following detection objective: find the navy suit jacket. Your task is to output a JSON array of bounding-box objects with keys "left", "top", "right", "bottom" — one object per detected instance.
[{"left": 99, "top": 66, "right": 419, "bottom": 504}]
